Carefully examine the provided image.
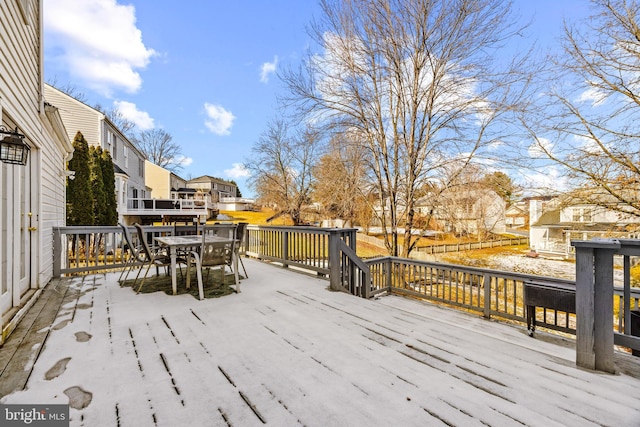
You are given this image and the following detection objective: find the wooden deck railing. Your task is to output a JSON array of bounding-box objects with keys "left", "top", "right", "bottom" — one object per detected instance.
[
  {"left": 365, "top": 257, "right": 575, "bottom": 327},
  {"left": 572, "top": 238, "right": 640, "bottom": 372},
  {"left": 51, "top": 226, "right": 640, "bottom": 368},
  {"left": 52, "top": 224, "right": 235, "bottom": 276},
  {"left": 244, "top": 225, "right": 364, "bottom": 294}
]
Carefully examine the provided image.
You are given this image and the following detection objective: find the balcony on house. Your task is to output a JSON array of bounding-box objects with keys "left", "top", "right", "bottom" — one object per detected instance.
[{"left": 123, "top": 188, "right": 214, "bottom": 223}]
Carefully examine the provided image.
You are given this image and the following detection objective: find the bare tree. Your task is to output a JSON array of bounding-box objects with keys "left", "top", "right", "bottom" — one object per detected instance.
[
  {"left": 281, "top": 0, "right": 529, "bottom": 256},
  {"left": 246, "top": 119, "right": 323, "bottom": 225},
  {"left": 525, "top": 0, "right": 640, "bottom": 218},
  {"left": 313, "top": 133, "right": 373, "bottom": 227},
  {"left": 94, "top": 103, "right": 136, "bottom": 138},
  {"left": 131, "top": 128, "right": 186, "bottom": 173},
  {"left": 46, "top": 77, "right": 88, "bottom": 103}
]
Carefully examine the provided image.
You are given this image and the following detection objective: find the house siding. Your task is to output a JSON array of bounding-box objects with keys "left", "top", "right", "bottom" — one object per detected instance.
[
  {"left": 145, "top": 160, "right": 171, "bottom": 199},
  {"left": 43, "top": 84, "right": 147, "bottom": 221},
  {"left": 38, "top": 119, "right": 68, "bottom": 283},
  {"left": 1, "top": 0, "right": 72, "bottom": 342},
  {"left": 43, "top": 84, "right": 101, "bottom": 145}
]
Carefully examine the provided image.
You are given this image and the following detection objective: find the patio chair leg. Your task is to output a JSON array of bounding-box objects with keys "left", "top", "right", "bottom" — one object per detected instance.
[
  {"left": 239, "top": 256, "right": 248, "bottom": 278},
  {"left": 118, "top": 256, "right": 129, "bottom": 282},
  {"left": 119, "top": 252, "right": 136, "bottom": 284},
  {"left": 233, "top": 263, "right": 240, "bottom": 293},
  {"left": 121, "top": 263, "right": 132, "bottom": 283},
  {"left": 136, "top": 262, "right": 154, "bottom": 293}
]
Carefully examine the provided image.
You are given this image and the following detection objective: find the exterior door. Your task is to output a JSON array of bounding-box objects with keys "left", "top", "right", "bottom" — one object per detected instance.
[
  {"left": 0, "top": 151, "right": 33, "bottom": 314},
  {"left": 17, "top": 154, "right": 32, "bottom": 299}
]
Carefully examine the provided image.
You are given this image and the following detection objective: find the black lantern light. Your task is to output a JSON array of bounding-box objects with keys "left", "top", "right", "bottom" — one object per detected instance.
[{"left": 0, "top": 126, "right": 29, "bottom": 166}]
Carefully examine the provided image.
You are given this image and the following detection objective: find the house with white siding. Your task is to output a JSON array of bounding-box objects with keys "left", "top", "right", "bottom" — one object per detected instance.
[
  {"left": 187, "top": 175, "right": 238, "bottom": 203},
  {"left": 529, "top": 195, "right": 640, "bottom": 258},
  {"left": 1, "top": 0, "right": 74, "bottom": 344},
  {"left": 416, "top": 188, "right": 506, "bottom": 237},
  {"left": 43, "top": 84, "right": 147, "bottom": 224}
]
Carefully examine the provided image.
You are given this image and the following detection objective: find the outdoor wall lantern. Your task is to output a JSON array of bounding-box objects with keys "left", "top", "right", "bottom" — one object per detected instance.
[{"left": 0, "top": 126, "right": 29, "bottom": 166}]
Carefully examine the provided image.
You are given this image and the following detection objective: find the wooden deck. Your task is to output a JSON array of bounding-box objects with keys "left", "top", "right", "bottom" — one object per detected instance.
[{"left": 2, "top": 258, "right": 640, "bottom": 426}]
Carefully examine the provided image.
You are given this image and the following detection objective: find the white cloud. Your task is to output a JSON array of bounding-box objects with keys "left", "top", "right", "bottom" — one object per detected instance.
[
  {"left": 522, "top": 166, "right": 568, "bottom": 192},
  {"left": 577, "top": 86, "right": 608, "bottom": 107},
  {"left": 173, "top": 155, "right": 193, "bottom": 167},
  {"left": 44, "top": 0, "right": 156, "bottom": 96},
  {"left": 260, "top": 56, "right": 278, "bottom": 83},
  {"left": 113, "top": 100, "right": 154, "bottom": 130},
  {"left": 527, "top": 137, "right": 554, "bottom": 158},
  {"left": 224, "top": 163, "right": 250, "bottom": 179},
  {"left": 204, "top": 103, "right": 235, "bottom": 135}
]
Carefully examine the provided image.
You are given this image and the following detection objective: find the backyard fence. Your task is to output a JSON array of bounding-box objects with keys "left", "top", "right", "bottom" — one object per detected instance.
[{"left": 412, "top": 237, "right": 530, "bottom": 254}]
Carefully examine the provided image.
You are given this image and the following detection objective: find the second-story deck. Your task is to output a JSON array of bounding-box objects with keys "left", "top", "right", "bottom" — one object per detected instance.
[
  {"left": 2, "top": 259, "right": 640, "bottom": 426},
  {"left": 122, "top": 198, "right": 212, "bottom": 223}
]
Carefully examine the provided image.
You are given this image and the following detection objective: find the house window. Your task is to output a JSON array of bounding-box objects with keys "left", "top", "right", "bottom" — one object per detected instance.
[
  {"left": 123, "top": 145, "right": 129, "bottom": 168},
  {"left": 105, "top": 130, "right": 112, "bottom": 155},
  {"left": 572, "top": 208, "right": 581, "bottom": 222},
  {"left": 572, "top": 208, "right": 593, "bottom": 222},
  {"left": 139, "top": 159, "right": 144, "bottom": 177}
]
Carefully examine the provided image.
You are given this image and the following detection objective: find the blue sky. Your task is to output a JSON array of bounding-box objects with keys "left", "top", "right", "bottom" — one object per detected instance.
[{"left": 43, "top": 0, "right": 592, "bottom": 197}]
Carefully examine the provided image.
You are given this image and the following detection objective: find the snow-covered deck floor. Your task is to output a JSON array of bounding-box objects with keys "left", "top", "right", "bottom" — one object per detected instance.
[{"left": 3, "top": 258, "right": 640, "bottom": 426}]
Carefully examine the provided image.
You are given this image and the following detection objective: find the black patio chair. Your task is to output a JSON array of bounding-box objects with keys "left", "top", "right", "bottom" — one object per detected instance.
[
  {"left": 186, "top": 233, "right": 239, "bottom": 300},
  {"left": 133, "top": 223, "right": 187, "bottom": 294},
  {"left": 118, "top": 223, "right": 146, "bottom": 286}
]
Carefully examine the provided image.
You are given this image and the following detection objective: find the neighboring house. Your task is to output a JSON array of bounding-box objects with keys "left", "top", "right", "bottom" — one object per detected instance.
[
  {"left": 141, "top": 161, "right": 210, "bottom": 223},
  {"left": 418, "top": 188, "right": 506, "bottom": 236},
  {"left": 529, "top": 196, "right": 640, "bottom": 258},
  {"left": 218, "top": 197, "right": 256, "bottom": 211},
  {"left": 505, "top": 201, "right": 528, "bottom": 230},
  {"left": 145, "top": 160, "right": 187, "bottom": 199},
  {"left": 186, "top": 175, "right": 238, "bottom": 203},
  {"left": 43, "top": 84, "right": 147, "bottom": 224},
  {"left": 1, "top": 0, "right": 74, "bottom": 344}
]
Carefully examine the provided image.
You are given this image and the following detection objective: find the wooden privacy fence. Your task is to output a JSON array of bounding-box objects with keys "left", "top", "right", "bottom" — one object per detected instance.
[
  {"left": 412, "top": 237, "right": 530, "bottom": 254},
  {"left": 357, "top": 234, "right": 529, "bottom": 255}
]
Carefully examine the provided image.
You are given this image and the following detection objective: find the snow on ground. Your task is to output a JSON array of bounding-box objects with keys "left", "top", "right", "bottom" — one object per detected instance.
[{"left": 487, "top": 254, "right": 577, "bottom": 279}]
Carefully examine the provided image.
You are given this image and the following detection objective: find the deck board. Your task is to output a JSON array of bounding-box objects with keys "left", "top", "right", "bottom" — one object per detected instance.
[{"left": 2, "top": 259, "right": 640, "bottom": 426}]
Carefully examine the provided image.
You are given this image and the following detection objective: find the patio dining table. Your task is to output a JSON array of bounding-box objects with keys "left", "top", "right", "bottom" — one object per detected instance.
[{"left": 154, "top": 235, "right": 238, "bottom": 295}]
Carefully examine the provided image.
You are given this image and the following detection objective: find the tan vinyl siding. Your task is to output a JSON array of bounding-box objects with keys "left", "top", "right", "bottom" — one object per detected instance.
[{"left": 43, "top": 84, "right": 102, "bottom": 146}]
